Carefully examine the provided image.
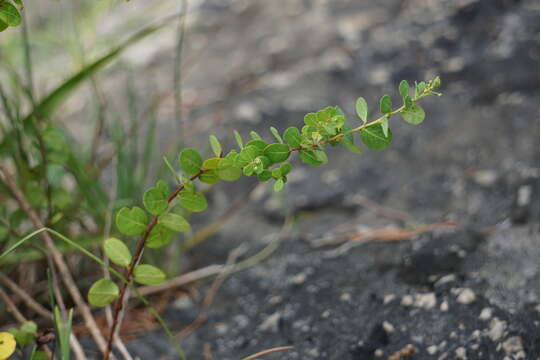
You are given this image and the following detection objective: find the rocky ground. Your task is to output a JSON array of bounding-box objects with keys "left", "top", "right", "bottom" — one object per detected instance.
[{"left": 86, "top": 0, "right": 540, "bottom": 358}]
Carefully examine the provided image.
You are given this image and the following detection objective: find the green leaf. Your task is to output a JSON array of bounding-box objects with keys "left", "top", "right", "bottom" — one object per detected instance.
[
  {"left": 209, "top": 135, "right": 222, "bottom": 157},
  {"left": 158, "top": 213, "right": 191, "bottom": 233},
  {"left": 0, "top": 2, "right": 21, "bottom": 27},
  {"left": 257, "top": 170, "right": 272, "bottom": 182},
  {"left": 355, "top": 97, "right": 368, "bottom": 123},
  {"left": 380, "top": 117, "right": 389, "bottom": 137},
  {"left": 116, "top": 207, "right": 147, "bottom": 236},
  {"left": 270, "top": 127, "right": 283, "bottom": 143},
  {"left": 433, "top": 76, "right": 441, "bottom": 88},
  {"left": 146, "top": 224, "right": 173, "bottom": 249},
  {"left": 178, "top": 191, "right": 207, "bottom": 212},
  {"left": 264, "top": 143, "right": 290, "bottom": 163},
  {"left": 299, "top": 150, "right": 323, "bottom": 166},
  {"left": 88, "top": 279, "right": 119, "bottom": 307},
  {"left": 13, "top": 322, "right": 37, "bottom": 347},
  {"left": 273, "top": 179, "right": 284, "bottom": 192},
  {"left": 415, "top": 81, "right": 426, "bottom": 97},
  {"left": 280, "top": 162, "right": 293, "bottom": 176},
  {"left": 199, "top": 170, "right": 220, "bottom": 184},
  {"left": 12, "top": 0, "right": 24, "bottom": 10},
  {"left": 243, "top": 163, "right": 255, "bottom": 176},
  {"left": 179, "top": 148, "right": 202, "bottom": 175},
  {"left": 233, "top": 130, "right": 244, "bottom": 149},
  {"left": 379, "top": 95, "right": 392, "bottom": 114},
  {"left": 245, "top": 140, "right": 268, "bottom": 151},
  {"left": 404, "top": 95, "right": 413, "bottom": 109},
  {"left": 401, "top": 105, "right": 425, "bottom": 125},
  {"left": 143, "top": 187, "right": 168, "bottom": 215},
  {"left": 202, "top": 157, "right": 220, "bottom": 170},
  {"left": 304, "top": 113, "right": 317, "bottom": 126},
  {"left": 235, "top": 145, "right": 261, "bottom": 168},
  {"left": 133, "top": 264, "right": 166, "bottom": 285},
  {"left": 217, "top": 158, "right": 242, "bottom": 181},
  {"left": 103, "top": 238, "right": 132, "bottom": 267},
  {"left": 399, "top": 80, "right": 409, "bottom": 98},
  {"left": 250, "top": 131, "right": 262, "bottom": 140},
  {"left": 314, "top": 150, "right": 328, "bottom": 164},
  {"left": 283, "top": 127, "right": 302, "bottom": 147},
  {"left": 0, "top": 20, "right": 8, "bottom": 32},
  {"left": 271, "top": 168, "right": 282, "bottom": 179},
  {"left": 360, "top": 124, "right": 392, "bottom": 150}
]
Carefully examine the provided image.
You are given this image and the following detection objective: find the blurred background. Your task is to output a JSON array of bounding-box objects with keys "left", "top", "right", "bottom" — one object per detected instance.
[{"left": 1, "top": 0, "right": 540, "bottom": 359}]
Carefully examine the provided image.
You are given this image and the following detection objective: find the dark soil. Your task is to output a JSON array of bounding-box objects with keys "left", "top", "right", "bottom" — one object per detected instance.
[{"left": 107, "top": 0, "right": 540, "bottom": 359}]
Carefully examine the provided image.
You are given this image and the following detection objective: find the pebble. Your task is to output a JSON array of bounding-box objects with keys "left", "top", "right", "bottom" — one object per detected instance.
[
  {"left": 502, "top": 336, "right": 525, "bottom": 357},
  {"left": 258, "top": 312, "right": 281, "bottom": 332},
  {"left": 440, "top": 301, "right": 449, "bottom": 312},
  {"left": 401, "top": 293, "right": 437, "bottom": 309},
  {"left": 456, "top": 288, "right": 476, "bottom": 304},
  {"left": 488, "top": 318, "right": 507, "bottom": 342},
  {"left": 479, "top": 307, "right": 493, "bottom": 320},
  {"left": 455, "top": 347, "right": 467, "bottom": 360},
  {"left": 382, "top": 321, "right": 395, "bottom": 334},
  {"left": 427, "top": 345, "right": 438, "bottom": 355}
]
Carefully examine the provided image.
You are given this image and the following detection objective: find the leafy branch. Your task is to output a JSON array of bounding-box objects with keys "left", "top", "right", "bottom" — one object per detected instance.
[{"left": 89, "top": 77, "right": 442, "bottom": 360}]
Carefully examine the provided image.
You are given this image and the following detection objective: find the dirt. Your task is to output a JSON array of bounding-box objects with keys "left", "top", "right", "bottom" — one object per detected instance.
[{"left": 85, "top": 0, "right": 540, "bottom": 358}]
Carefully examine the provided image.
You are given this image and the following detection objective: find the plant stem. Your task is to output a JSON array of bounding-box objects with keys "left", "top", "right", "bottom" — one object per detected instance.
[{"left": 103, "top": 170, "right": 204, "bottom": 360}]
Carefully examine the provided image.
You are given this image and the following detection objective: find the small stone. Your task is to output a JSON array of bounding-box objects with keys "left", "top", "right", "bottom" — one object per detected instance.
[
  {"left": 258, "top": 312, "right": 281, "bottom": 332},
  {"left": 374, "top": 349, "right": 384, "bottom": 357},
  {"left": 321, "top": 310, "right": 331, "bottom": 319},
  {"left": 383, "top": 294, "right": 396, "bottom": 304},
  {"left": 473, "top": 170, "right": 498, "bottom": 186},
  {"left": 440, "top": 301, "right": 449, "bottom": 312},
  {"left": 488, "top": 318, "right": 507, "bottom": 342},
  {"left": 415, "top": 293, "right": 437, "bottom": 309},
  {"left": 401, "top": 295, "right": 414, "bottom": 306},
  {"left": 456, "top": 288, "right": 476, "bottom": 304},
  {"left": 455, "top": 347, "right": 467, "bottom": 360},
  {"left": 435, "top": 274, "right": 457, "bottom": 286},
  {"left": 479, "top": 308, "right": 493, "bottom": 320},
  {"left": 427, "top": 345, "right": 438, "bottom": 355},
  {"left": 382, "top": 321, "right": 395, "bottom": 334},
  {"left": 502, "top": 336, "right": 524, "bottom": 356},
  {"left": 288, "top": 273, "right": 307, "bottom": 285},
  {"left": 340, "top": 293, "right": 352, "bottom": 302}
]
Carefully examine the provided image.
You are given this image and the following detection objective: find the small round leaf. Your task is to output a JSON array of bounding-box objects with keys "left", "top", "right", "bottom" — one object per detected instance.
[
  {"left": 355, "top": 97, "right": 368, "bottom": 123},
  {"left": 0, "top": 2, "right": 21, "bottom": 27},
  {"left": 360, "top": 124, "right": 393, "bottom": 150},
  {"left": 103, "top": 238, "right": 132, "bottom": 267},
  {"left": 158, "top": 213, "right": 191, "bottom": 233},
  {"left": 283, "top": 127, "right": 302, "bottom": 147},
  {"left": 179, "top": 148, "right": 202, "bottom": 175},
  {"left": 264, "top": 143, "right": 290, "bottom": 163},
  {"left": 379, "top": 95, "right": 392, "bottom": 114},
  {"left": 401, "top": 105, "right": 425, "bottom": 125},
  {"left": 146, "top": 224, "right": 174, "bottom": 249},
  {"left": 133, "top": 264, "right": 166, "bottom": 285},
  {"left": 143, "top": 187, "right": 169, "bottom": 215},
  {"left": 88, "top": 279, "right": 119, "bottom": 307},
  {"left": 178, "top": 191, "right": 207, "bottom": 212},
  {"left": 116, "top": 207, "right": 147, "bottom": 236}
]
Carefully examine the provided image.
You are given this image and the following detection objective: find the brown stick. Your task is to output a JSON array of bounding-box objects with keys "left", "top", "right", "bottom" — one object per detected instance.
[
  {"left": 241, "top": 346, "right": 294, "bottom": 360},
  {"left": 0, "top": 164, "right": 105, "bottom": 358},
  {"left": 0, "top": 272, "right": 53, "bottom": 320}
]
